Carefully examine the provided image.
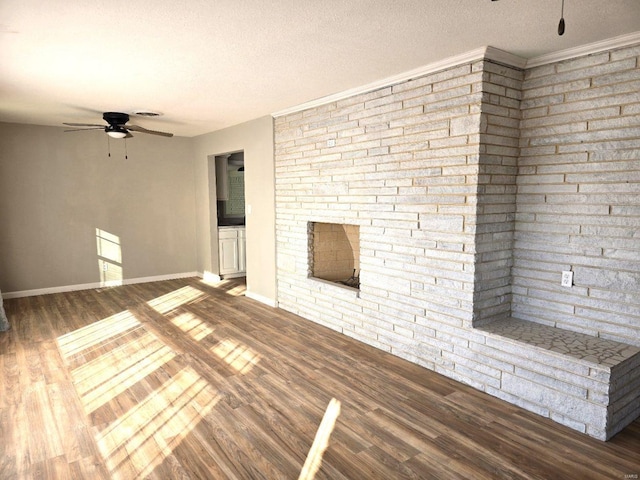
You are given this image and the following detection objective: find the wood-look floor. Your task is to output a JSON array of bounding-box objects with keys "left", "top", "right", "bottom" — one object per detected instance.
[{"left": 1, "top": 277, "right": 639, "bottom": 479}]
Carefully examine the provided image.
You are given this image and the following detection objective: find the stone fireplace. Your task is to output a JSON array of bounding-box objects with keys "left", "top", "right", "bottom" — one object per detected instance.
[{"left": 274, "top": 45, "right": 640, "bottom": 440}]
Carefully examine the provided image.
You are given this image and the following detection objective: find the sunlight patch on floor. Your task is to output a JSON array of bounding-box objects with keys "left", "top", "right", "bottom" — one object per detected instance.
[
  {"left": 211, "top": 338, "right": 261, "bottom": 374},
  {"left": 70, "top": 330, "right": 176, "bottom": 414},
  {"left": 55, "top": 283, "right": 259, "bottom": 478},
  {"left": 170, "top": 312, "right": 214, "bottom": 341},
  {"left": 199, "top": 277, "right": 247, "bottom": 297},
  {"left": 223, "top": 282, "right": 247, "bottom": 297},
  {"left": 57, "top": 310, "right": 140, "bottom": 359},
  {"left": 95, "top": 365, "right": 220, "bottom": 478},
  {"left": 147, "top": 286, "right": 205, "bottom": 315},
  {"left": 57, "top": 298, "right": 220, "bottom": 478},
  {"left": 299, "top": 398, "right": 341, "bottom": 480}
]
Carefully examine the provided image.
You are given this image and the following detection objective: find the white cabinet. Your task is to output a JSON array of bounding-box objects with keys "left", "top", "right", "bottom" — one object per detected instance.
[
  {"left": 218, "top": 227, "right": 246, "bottom": 277},
  {"left": 219, "top": 235, "right": 239, "bottom": 275},
  {"left": 238, "top": 228, "right": 246, "bottom": 273}
]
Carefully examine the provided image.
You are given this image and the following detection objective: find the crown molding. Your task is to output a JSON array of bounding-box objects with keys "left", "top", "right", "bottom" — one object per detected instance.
[
  {"left": 526, "top": 30, "right": 640, "bottom": 68},
  {"left": 272, "top": 31, "right": 640, "bottom": 118},
  {"left": 484, "top": 46, "right": 527, "bottom": 69}
]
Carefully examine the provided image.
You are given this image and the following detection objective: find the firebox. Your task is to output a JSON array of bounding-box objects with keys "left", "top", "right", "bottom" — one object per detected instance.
[{"left": 308, "top": 222, "right": 360, "bottom": 289}]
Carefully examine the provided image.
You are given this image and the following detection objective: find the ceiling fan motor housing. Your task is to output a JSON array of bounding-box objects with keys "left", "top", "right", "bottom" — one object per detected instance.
[{"left": 103, "top": 112, "right": 130, "bottom": 125}]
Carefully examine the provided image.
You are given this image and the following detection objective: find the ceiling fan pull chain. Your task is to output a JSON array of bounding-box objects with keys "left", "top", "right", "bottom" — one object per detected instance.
[
  {"left": 107, "top": 135, "right": 111, "bottom": 158},
  {"left": 125, "top": 138, "right": 128, "bottom": 160}
]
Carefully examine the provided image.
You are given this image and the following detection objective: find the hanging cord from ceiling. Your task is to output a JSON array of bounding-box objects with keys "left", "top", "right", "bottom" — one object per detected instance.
[
  {"left": 558, "top": 0, "right": 566, "bottom": 35},
  {"left": 491, "top": 0, "right": 566, "bottom": 36}
]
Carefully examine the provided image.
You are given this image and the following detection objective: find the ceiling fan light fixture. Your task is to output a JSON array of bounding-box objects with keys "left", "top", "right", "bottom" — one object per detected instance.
[
  {"left": 63, "top": 111, "right": 172, "bottom": 138},
  {"left": 106, "top": 125, "right": 128, "bottom": 139}
]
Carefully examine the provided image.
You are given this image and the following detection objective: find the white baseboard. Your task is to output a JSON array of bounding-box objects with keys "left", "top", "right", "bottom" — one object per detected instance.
[
  {"left": 246, "top": 290, "right": 278, "bottom": 308},
  {"left": 2, "top": 272, "right": 200, "bottom": 299}
]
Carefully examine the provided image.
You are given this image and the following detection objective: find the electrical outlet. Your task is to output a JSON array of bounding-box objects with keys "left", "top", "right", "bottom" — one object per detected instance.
[
  {"left": 561, "top": 270, "right": 573, "bottom": 287},
  {"left": 103, "top": 262, "right": 108, "bottom": 272},
  {"left": 327, "top": 138, "right": 336, "bottom": 147}
]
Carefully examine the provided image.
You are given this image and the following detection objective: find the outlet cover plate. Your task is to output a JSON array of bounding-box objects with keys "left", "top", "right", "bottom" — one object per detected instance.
[{"left": 561, "top": 270, "right": 573, "bottom": 287}]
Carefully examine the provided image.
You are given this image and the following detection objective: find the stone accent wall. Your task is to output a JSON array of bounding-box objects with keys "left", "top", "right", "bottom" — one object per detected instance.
[
  {"left": 514, "top": 45, "right": 640, "bottom": 347},
  {"left": 276, "top": 61, "right": 487, "bottom": 360},
  {"left": 274, "top": 46, "right": 640, "bottom": 440},
  {"left": 275, "top": 58, "right": 524, "bottom": 368},
  {"left": 473, "top": 62, "right": 523, "bottom": 326}
]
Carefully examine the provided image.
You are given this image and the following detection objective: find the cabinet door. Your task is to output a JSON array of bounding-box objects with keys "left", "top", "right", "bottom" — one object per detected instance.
[
  {"left": 238, "top": 229, "right": 246, "bottom": 273},
  {"left": 219, "top": 237, "right": 239, "bottom": 274}
]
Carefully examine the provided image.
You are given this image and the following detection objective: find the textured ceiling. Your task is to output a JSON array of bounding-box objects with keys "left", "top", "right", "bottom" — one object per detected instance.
[{"left": 1, "top": 0, "right": 639, "bottom": 137}]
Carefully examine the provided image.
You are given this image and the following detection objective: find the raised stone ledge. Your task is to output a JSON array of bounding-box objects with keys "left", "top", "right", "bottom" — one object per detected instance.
[
  {"left": 477, "top": 317, "right": 640, "bottom": 440},
  {"left": 479, "top": 318, "right": 640, "bottom": 369}
]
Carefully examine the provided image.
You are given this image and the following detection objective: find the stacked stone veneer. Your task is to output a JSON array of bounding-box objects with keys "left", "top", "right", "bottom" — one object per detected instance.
[
  {"left": 514, "top": 46, "right": 640, "bottom": 346},
  {"left": 478, "top": 318, "right": 640, "bottom": 440},
  {"left": 274, "top": 44, "right": 640, "bottom": 440},
  {"left": 474, "top": 62, "right": 522, "bottom": 326}
]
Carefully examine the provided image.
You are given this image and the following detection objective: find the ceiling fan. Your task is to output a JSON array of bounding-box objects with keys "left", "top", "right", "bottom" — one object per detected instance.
[{"left": 63, "top": 112, "right": 173, "bottom": 138}]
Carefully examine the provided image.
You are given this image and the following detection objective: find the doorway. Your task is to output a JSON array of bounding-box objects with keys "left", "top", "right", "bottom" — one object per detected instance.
[{"left": 210, "top": 151, "right": 246, "bottom": 279}]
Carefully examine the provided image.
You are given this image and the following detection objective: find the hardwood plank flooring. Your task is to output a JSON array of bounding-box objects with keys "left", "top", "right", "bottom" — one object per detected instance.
[{"left": 1, "top": 277, "right": 639, "bottom": 479}]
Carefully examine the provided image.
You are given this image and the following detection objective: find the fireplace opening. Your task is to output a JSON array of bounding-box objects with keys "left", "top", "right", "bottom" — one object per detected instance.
[{"left": 308, "top": 222, "right": 360, "bottom": 289}]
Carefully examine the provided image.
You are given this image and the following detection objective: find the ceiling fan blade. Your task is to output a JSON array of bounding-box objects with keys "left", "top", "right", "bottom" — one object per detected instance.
[
  {"left": 64, "top": 127, "right": 105, "bottom": 132},
  {"left": 63, "top": 122, "right": 105, "bottom": 127},
  {"left": 127, "top": 124, "right": 173, "bottom": 137}
]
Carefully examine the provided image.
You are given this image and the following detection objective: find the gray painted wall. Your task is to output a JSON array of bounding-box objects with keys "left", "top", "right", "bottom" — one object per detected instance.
[
  {"left": 0, "top": 116, "right": 276, "bottom": 305},
  {"left": 0, "top": 122, "right": 197, "bottom": 292}
]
